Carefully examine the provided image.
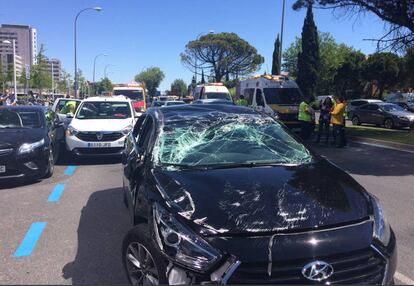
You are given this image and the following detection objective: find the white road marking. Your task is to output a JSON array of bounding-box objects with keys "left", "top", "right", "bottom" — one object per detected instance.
[
  {"left": 395, "top": 271, "right": 414, "bottom": 285},
  {"left": 355, "top": 141, "right": 414, "bottom": 155}
]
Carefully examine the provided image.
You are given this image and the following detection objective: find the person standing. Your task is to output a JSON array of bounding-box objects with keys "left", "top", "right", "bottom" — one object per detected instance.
[
  {"left": 236, "top": 94, "right": 248, "bottom": 106},
  {"left": 0, "top": 89, "right": 17, "bottom": 106},
  {"left": 330, "top": 96, "right": 347, "bottom": 148},
  {"left": 316, "top": 97, "right": 333, "bottom": 144},
  {"left": 298, "top": 95, "right": 314, "bottom": 140}
]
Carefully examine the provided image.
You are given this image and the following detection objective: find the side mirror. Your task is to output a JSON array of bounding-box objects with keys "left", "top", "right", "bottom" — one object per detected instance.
[
  {"left": 66, "top": 113, "right": 74, "bottom": 119},
  {"left": 121, "top": 152, "right": 128, "bottom": 165},
  {"left": 54, "top": 121, "right": 64, "bottom": 128}
]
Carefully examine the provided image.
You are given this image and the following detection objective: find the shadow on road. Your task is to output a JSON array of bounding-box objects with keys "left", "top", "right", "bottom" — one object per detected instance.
[
  {"left": 310, "top": 142, "right": 414, "bottom": 177},
  {"left": 0, "top": 178, "right": 40, "bottom": 190},
  {"left": 62, "top": 187, "right": 130, "bottom": 284}
]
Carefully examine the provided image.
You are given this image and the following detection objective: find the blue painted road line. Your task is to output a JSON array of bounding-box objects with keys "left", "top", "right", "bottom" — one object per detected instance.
[
  {"left": 64, "top": 166, "right": 77, "bottom": 176},
  {"left": 48, "top": 184, "right": 65, "bottom": 202},
  {"left": 13, "top": 222, "right": 47, "bottom": 257}
]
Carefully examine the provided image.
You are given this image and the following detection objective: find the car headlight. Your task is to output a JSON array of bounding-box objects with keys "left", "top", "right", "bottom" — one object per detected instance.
[
  {"left": 18, "top": 139, "right": 45, "bottom": 155},
  {"left": 153, "top": 203, "right": 222, "bottom": 272},
  {"left": 371, "top": 195, "right": 391, "bottom": 246},
  {"left": 398, "top": 116, "right": 409, "bottom": 121},
  {"left": 121, "top": 125, "right": 133, "bottom": 135},
  {"left": 66, "top": 126, "right": 78, "bottom": 137}
]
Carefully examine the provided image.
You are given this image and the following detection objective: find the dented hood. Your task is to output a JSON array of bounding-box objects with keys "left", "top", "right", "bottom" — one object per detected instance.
[{"left": 153, "top": 161, "right": 370, "bottom": 235}]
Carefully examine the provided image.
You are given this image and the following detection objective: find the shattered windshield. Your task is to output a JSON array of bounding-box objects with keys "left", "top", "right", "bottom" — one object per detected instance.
[{"left": 154, "top": 113, "right": 312, "bottom": 168}]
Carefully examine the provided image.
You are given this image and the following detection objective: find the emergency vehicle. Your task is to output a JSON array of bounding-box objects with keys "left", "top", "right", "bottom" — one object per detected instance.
[
  {"left": 237, "top": 75, "right": 304, "bottom": 127},
  {"left": 112, "top": 81, "right": 147, "bottom": 114},
  {"left": 193, "top": 83, "right": 232, "bottom": 101}
]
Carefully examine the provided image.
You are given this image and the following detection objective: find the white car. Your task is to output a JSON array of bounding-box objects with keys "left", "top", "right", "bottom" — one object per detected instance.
[{"left": 66, "top": 96, "right": 136, "bottom": 157}]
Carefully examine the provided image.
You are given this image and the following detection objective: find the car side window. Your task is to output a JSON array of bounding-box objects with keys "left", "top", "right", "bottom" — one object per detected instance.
[
  {"left": 244, "top": 88, "right": 255, "bottom": 105},
  {"left": 133, "top": 115, "right": 146, "bottom": 140},
  {"left": 352, "top": 101, "right": 364, "bottom": 107},
  {"left": 256, "top": 89, "right": 264, "bottom": 107},
  {"left": 137, "top": 117, "right": 153, "bottom": 151}
]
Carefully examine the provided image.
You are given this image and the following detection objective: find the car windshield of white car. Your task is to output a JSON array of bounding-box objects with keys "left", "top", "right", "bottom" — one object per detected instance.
[
  {"left": 0, "top": 109, "right": 42, "bottom": 129},
  {"left": 154, "top": 113, "right": 312, "bottom": 169},
  {"left": 205, "top": 92, "right": 232, "bottom": 101},
  {"left": 76, "top": 102, "right": 131, "bottom": 120}
]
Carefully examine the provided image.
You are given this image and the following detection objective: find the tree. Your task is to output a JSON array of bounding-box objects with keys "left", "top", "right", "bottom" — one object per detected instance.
[
  {"left": 334, "top": 50, "right": 366, "bottom": 98},
  {"left": 181, "top": 32, "right": 264, "bottom": 82},
  {"left": 282, "top": 37, "right": 302, "bottom": 78},
  {"left": 57, "top": 70, "right": 72, "bottom": 94},
  {"left": 170, "top": 79, "right": 188, "bottom": 97},
  {"left": 96, "top": 77, "right": 113, "bottom": 94},
  {"left": 135, "top": 67, "right": 165, "bottom": 97},
  {"left": 292, "top": 0, "right": 414, "bottom": 51},
  {"left": 296, "top": 3, "right": 320, "bottom": 98},
  {"left": 30, "top": 45, "right": 52, "bottom": 94},
  {"left": 272, "top": 34, "right": 281, "bottom": 75},
  {"left": 362, "top": 52, "right": 400, "bottom": 99}
]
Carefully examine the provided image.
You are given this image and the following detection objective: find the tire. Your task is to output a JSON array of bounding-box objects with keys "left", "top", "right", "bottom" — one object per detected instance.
[
  {"left": 123, "top": 181, "right": 128, "bottom": 207},
  {"left": 44, "top": 147, "right": 54, "bottom": 178},
  {"left": 122, "top": 224, "right": 168, "bottom": 285},
  {"left": 352, "top": 116, "right": 361, "bottom": 126},
  {"left": 384, "top": 118, "right": 394, "bottom": 129}
]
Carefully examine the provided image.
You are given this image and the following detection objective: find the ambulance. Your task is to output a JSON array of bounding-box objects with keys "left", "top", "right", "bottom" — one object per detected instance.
[
  {"left": 237, "top": 75, "right": 304, "bottom": 127},
  {"left": 113, "top": 81, "right": 147, "bottom": 115}
]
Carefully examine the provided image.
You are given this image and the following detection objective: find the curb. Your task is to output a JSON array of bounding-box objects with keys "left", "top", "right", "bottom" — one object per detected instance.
[{"left": 349, "top": 136, "right": 414, "bottom": 153}]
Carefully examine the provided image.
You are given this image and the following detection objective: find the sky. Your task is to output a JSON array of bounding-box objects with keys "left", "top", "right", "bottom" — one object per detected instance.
[{"left": 0, "top": 0, "right": 388, "bottom": 91}]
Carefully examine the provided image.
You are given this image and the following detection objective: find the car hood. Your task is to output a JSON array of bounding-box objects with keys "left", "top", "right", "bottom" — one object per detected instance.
[
  {"left": 69, "top": 118, "right": 133, "bottom": 132},
  {"left": 152, "top": 161, "right": 370, "bottom": 235},
  {"left": 0, "top": 128, "right": 45, "bottom": 148}
]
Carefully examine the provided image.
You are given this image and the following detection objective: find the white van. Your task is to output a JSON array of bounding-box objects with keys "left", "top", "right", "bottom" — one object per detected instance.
[
  {"left": 194, "top": 83, "right": 232, "bottom": 101},
  {"left": 237, "top": 75, "right": 304, "bottom": 127}
]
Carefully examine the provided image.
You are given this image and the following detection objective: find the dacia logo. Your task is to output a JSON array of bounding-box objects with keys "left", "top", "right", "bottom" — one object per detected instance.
[
  {"left": 96, "top": 132, "right": 103, "bottom": 141},
  {"left": 301, "top": 261, "right": 334, "bottom": 282}
]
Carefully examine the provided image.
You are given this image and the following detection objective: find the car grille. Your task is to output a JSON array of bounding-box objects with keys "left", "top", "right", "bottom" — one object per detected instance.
[
  {"left": 74, "top": 147, "right": 123, "bottom": 156},
  {"left": 228, "top": 248, "right": 386, "bottom": 285},
  {"left": 75, "top": 132, "right": 123, "bottom": 142},
  {"left": 0, "top": 148, "right": 13, "bottom": 156}
]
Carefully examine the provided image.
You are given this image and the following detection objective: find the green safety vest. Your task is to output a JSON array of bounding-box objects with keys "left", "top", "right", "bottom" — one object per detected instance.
[
  {"left": 298, "top": 102, "right": 311, "bottom": 122},
  {"left": 236, "top": 99, "right": 248, "bottom": 106}
]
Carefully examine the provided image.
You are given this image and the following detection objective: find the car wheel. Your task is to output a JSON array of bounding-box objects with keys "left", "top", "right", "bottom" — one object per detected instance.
[
  {"left": 122, "top": 224, "right": 168, "bottom": 285},
  {"left": 352, "top": 116, "right": 361, "bottom": 126},
  {"left": 384, "top": 118, "right": 394, "bottom": 129},
  {"left": 44, "top": 148, "right": 54, "bottom": 178}
]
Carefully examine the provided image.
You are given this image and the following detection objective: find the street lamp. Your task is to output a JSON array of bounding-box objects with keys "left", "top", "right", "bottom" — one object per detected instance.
[
  {"left": 2, "top": 39, "right": 16, "bottom": 98},
  {"left": 279, "top": 0, "right": 286, "bottom": 74},
  {"left": 104, "top": 64, "right": 115, "bottom": 78},
  {"left": 93, "top": 53, "right": 108, "bottom": 83},
  {"left": 74, "top": 6, "right": 102, "bottom": 98}
]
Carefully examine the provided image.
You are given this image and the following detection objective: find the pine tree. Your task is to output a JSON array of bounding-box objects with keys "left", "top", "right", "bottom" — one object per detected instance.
[
  {"left": 201, "top": 69, "right": 206, "bottom": 84},
  {"left": 272, "top": 34, "right": 281, "bottom": 75},
  {"left": 296, "top": 2, "right": 320, "bottom": 98}
]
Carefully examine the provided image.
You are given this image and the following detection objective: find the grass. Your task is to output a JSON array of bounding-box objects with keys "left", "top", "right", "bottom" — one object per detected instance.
[{"left": 345, "top": 124, "right": 414, "bottom": 146}]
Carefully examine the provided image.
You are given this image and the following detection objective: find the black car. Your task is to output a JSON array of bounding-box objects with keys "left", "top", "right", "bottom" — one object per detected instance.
[
  {"left": 351, "top": 102, "right": 414, "bottom": 129},
  {"left": 0, "top": 106, "right": 64, "bottom": 181},
  {"left": 121, "top": 104, "right": 396, "bottom": 285}
]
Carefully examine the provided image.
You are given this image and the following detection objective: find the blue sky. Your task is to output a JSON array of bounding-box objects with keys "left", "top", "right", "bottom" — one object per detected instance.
[{"left": 0, "top": 0, "right": 387, "bottom": 91}]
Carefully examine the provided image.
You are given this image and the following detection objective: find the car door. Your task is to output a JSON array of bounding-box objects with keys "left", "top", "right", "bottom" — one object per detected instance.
[
  {"left": 44, "top": 109, "right": 63, "bottom": 160},
  {"left": 363, "top": 104, "right": 382, "bottom": 125}
]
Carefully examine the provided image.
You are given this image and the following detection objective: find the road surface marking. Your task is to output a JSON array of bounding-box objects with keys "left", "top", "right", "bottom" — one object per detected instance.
[
  {"left": 48, "top": 184, "right": 65, "bottom": 202},
  {"left": 64, "top": 166, "right": 77, "bottom": 176},
  {"left": 13, "top": 222, "right": 47, "bottom": 257},
  {"left": 356, "top": 142, "right": 414, "bottom": 155},
  {"left": 395, "top": 272, "right": 414, "bottom": 285}
]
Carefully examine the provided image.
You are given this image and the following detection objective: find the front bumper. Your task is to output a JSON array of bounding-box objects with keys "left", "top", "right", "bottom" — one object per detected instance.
[
  {"left": 395, "top": 118, "right": 414, "bottom": 128},
  {"left": 0, "top": 148, "right": 49, "bottom": 180},
  {"left": 159, "top": 220, "right": 397, "bottom": 285},
  {"left": 66, "top": 133, "right": 126, "bottom": 157}
]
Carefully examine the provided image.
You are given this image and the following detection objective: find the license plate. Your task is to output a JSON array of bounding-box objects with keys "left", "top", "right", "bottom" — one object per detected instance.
[
  {"left": 87, "top": 142, "right": 112, "bottom": 148},
  {"left": 0, "top": 166, "right": 5, "bottom": 173}
]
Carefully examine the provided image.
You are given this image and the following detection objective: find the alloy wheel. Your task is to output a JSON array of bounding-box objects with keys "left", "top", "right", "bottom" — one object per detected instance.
[
  {"left": 125, "top": 242, "right": 160, "bottom": 285},
  {"left": 352, "top": 116, "right": 360, "bottom": 126},
  {"left": 384, "top": 119, "right": 393, "bottom": 129}
]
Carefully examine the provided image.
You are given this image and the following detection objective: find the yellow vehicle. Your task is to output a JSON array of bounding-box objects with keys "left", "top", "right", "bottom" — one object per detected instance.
[
  {"left": 237, "top": 75, "right": 304, "bottom": 128},
  {"left": 112, "top": 81, "right": 148, "bottom": 115}
]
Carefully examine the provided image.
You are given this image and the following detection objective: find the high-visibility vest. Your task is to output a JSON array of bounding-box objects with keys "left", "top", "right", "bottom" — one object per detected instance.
[{"left": 298, "top": 102, "right": 311, "bottom": 122}]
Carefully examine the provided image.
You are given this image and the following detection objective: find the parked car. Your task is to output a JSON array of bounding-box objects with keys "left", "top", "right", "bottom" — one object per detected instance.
[
  {"left": 346, "top": 99, "right": 383, "bottom": 119},
  {"left": 0, "top": 106, "right": 64, "bottom": 180},
  {"left": 351, "top": 102, "right": 414, "bottom": 129},
  {"left": 192, "top": 99, "right": 235, "bottom": 105},
  {"left": 65, "top": 96, "right": 137, "bottom": 157},
  {"left": 51, "top": 98, "right": 82, "bottom": 130},
  {"left": 389, "top": 101, "right": 414, "bottom": 113},
  {"left": 151, "top": 101, "right": 186, "bottom": 108},
  {"left": 121, "top": 104, "right": 396, "bottom": 285}
]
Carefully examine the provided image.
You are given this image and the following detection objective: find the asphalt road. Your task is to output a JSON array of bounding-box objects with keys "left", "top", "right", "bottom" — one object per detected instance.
[{"left": 0, "top": 142, "right": 413, "bottom": 284}]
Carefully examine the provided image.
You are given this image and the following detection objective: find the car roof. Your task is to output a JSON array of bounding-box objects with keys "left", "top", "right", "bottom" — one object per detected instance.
[
  {"left": 83, "top": 96, "right": 131, "bottom": 102},
  {"left": 0, "top": 105, "right": 46, "bottom": 112},
  {"left": 148, "top": 104, "right": 259, "bottom": 125}
]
